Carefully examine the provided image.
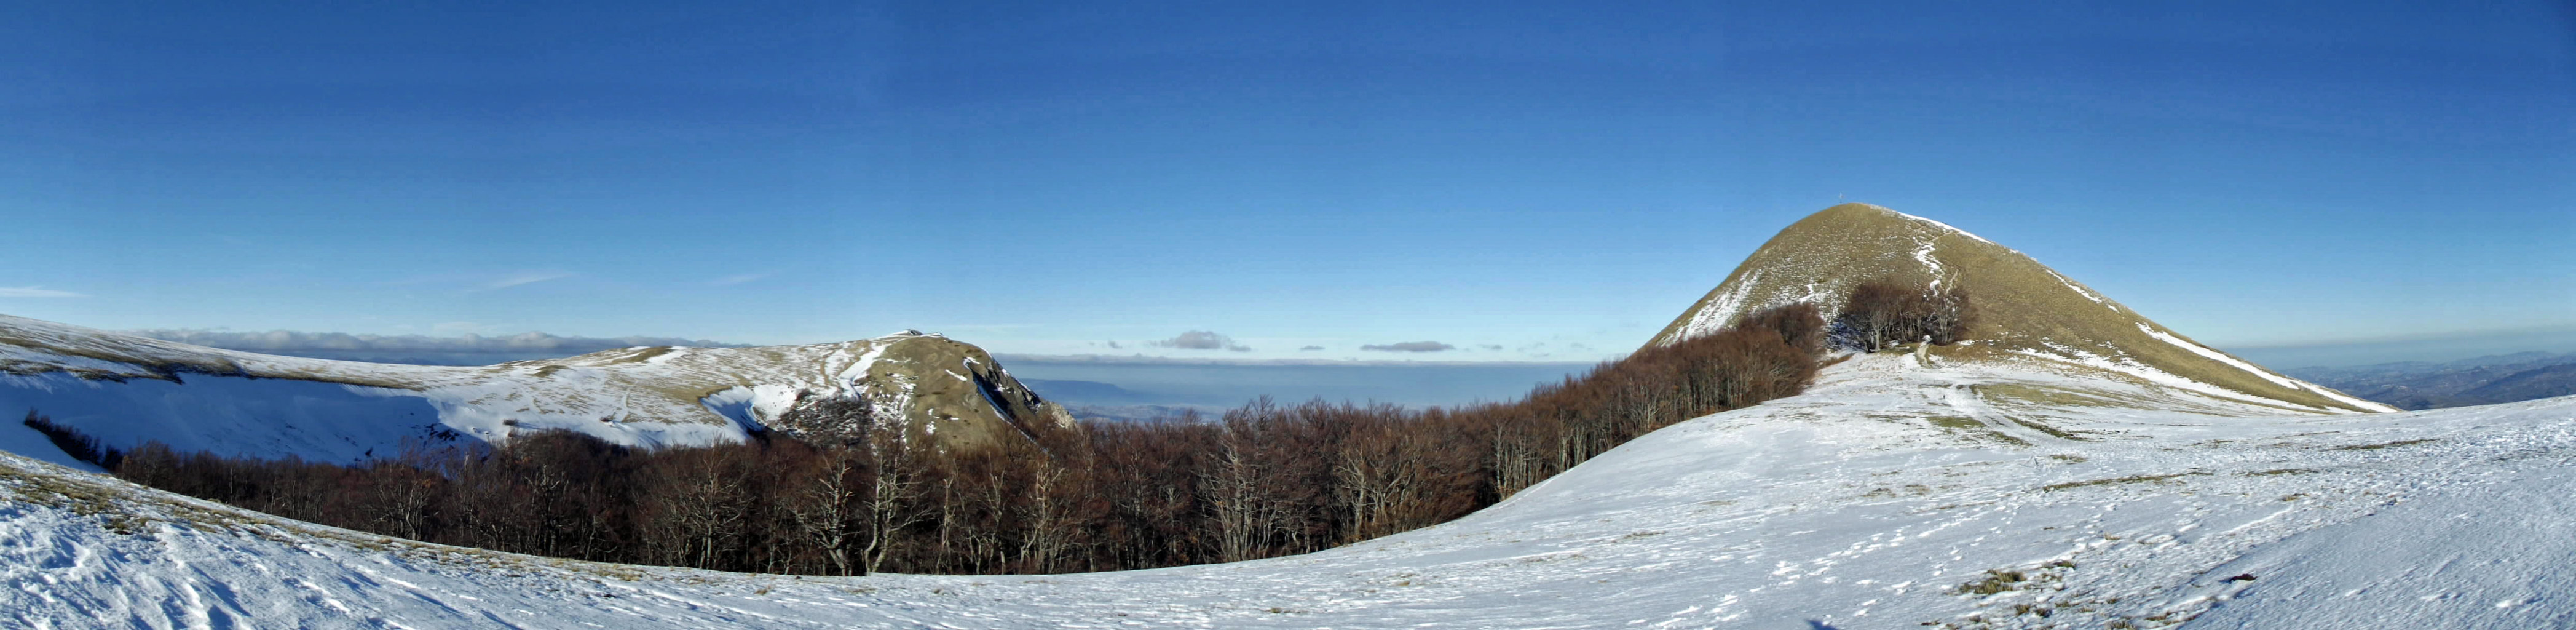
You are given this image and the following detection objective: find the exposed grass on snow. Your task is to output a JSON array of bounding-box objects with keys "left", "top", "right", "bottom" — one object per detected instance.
[{"left": 2038, "top": 472, "right": 2203, "bottom": 492}]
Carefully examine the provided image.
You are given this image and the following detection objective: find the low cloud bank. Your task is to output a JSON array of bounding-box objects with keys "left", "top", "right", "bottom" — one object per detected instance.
[
  {"left": 1362, "top": 341, "right": 1455, "bottom": 353},
  {"left": 2228, "top": 325, "right": 2576, "bottom": 369},
  {"left": 998, "top": 353, "right": 1589, "bottom": 367},
  {"left": 1150, "top": 330, "right": 1252, "bottom": 352}
]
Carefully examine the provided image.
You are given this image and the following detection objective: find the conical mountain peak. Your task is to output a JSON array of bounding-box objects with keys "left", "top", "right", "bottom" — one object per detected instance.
[{"left": 1651, "top": 204, "right": 2391, "bottom": 414}]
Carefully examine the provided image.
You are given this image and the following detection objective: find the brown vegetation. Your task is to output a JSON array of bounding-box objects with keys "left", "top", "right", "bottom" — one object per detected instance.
[
  {"left": 47, "top": 305, "right": 1826, "bottom": 576},
  {"left": 23, "top": 411, "right": 117, "bottom": 469},
  {"left": 1833, "top": 281, "right": 1975, "bottom": 351}
]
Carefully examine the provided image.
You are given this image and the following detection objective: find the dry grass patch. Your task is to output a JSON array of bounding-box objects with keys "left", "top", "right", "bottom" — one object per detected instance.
[{"left": 2039, "top": 472, "right": 2202, "bottom": 492}]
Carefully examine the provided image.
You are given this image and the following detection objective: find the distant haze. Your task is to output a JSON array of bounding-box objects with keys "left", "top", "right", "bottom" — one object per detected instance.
[
  {"left": 145, "top": 323, "right": 2576, "bottom": 407},
  {"left": 2226, "top": 326, "right": 2576, "bottom": 369},
  {"left": 1003, "top": 361, "right": 1592, "bottom": 410},
  {"left": 126, "top": 327, "right": 1590, "bottom": 410}
]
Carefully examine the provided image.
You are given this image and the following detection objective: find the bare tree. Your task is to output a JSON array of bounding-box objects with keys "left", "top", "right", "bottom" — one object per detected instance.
[
  {"left": 861, "top": 417, "right": 931, "bottom": 575},
  {"left": 1201, "top": 425, "right": 1268, "bottom": 562},
  {"left": 782, "top": 445, "right": 867, "bottom": 575},
  {"left": 1836, "top": 281, "right": 1975, "bottom": 351}
]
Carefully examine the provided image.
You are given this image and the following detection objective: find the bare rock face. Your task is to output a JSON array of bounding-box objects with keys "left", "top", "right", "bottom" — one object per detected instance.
[
  {"left": 764, "top": 333, "right": 1077, "bottom": 450},
  {"left": 1650, "top": 203, "right": 2391, "bottom": 414}
]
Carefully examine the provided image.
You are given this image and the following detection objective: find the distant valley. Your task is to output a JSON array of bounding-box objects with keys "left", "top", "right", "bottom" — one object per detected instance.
[
  {"left": 2283, "top": 351, "right": 2576, "bottom": 410},
  {"left": 1009, "top": 361, "right": 1590, "bottom": 420}
]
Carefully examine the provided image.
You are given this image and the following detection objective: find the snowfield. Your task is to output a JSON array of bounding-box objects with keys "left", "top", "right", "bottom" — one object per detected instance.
[{"left": 7, "top": 351, "right": 2574, "bottom": 629}]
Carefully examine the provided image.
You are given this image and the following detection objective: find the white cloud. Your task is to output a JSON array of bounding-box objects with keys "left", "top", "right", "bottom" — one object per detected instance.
[
  {"left": 0, "top": 286, "right": 85, "bottom": 298},
  {"left": 1150, "top": 330, "right": 1253, "bottom": 352},
  {"left": 484, "top": 271, "right": 574, "bottom": 290},
  {"left": 1362, "top": 341, "right": 1456, "bottom": 353}
]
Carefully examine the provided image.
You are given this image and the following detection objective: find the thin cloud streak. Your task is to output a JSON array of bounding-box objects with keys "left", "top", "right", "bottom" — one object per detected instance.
[
  {"left": 1362, "top": 341, "right": 1456, "bottom": 353},
  {"left": 484, "top": 271, "right": 575, "bottom": 290},
  {"left": 0, "top": 286, "right": 85, "bottom": 298}
]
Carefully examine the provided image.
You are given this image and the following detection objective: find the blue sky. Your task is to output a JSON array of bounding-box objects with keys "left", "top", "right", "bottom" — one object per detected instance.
[{"left": 3, "top": 1, "right": 2571, "bottom": 364}]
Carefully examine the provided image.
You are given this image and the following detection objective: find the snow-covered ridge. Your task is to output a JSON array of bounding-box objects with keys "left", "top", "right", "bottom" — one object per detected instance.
[
  {"left": 0, "top": 314, "right": 1061, "bottom": 465},
  {"left": 1884, "top": 205, "right": 1998, "bottom": 245},
  {"left": 6, "top": 352, "right": 2569, "bottom": 628}
]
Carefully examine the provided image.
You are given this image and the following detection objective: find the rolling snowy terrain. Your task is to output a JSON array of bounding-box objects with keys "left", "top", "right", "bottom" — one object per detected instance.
[
  {"left": 5, "top": 204, "right": 2550, "bottom": 629},
  {"left": 7, "top": 348, "right": 2572, "bottom": 629},
  {"left": 0, "top": 315, "right": 1072, "bottom": 464}
]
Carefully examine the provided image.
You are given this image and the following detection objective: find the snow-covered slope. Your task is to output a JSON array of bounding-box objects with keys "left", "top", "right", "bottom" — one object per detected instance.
[
  {"left": 0, "top": 315, "right": 1071, "bottom": 465},
  {"left": 1650, "top": 204, "right": 2392, "bottom": 415},
  {"left": 3, "top": 206, "right": 2533, "bottom": 629},
  {"left": 7, "top": 350, "right": 2572, "bottom": 629}
]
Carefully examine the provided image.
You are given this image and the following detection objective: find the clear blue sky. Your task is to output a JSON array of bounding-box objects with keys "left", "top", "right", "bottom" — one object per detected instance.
[{"left": 4, "top": 1, "right": 2570, "bottom": 362}]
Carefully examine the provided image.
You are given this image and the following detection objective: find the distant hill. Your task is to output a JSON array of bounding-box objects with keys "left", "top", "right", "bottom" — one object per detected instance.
[
  {"left": 30, "top": 204, "right": 2576, "bottom": 628},
  {"left": 23, "top": 349, "right": 2576, "bottom": 628},
  {"left": 2284, "top": 351, "right": 2576, "bottom": 410},
  {"left": 1650, "top": 203, "right": 2391, "bottom": 414},
  {"left": 0, "top": 314, "right": 1072, "bottom": 466}
]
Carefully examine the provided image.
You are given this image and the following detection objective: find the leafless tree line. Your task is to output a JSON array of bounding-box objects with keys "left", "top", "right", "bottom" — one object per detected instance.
[{"left": 42, "top": 303, "right": 1837, "bottom": 576}]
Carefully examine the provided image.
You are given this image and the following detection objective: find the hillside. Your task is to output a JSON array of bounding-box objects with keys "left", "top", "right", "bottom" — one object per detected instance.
[
  {"left": 7, "top": 351, "right": 2571, "bottom": 628},
  {"left": 17, "top": 205, "right": 2566, "bottom": 628},
  {"left": 1650, "top": 204, "right": 2390, "bottom": 415},
  {"left": 0, "top": 315, "right": 1071, "bottom": 466}
]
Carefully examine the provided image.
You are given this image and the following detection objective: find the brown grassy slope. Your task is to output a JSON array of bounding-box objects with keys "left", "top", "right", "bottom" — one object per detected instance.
[
  {"left": 1647, "top": 204, "right": 2387, "bottom": 413},
  {"left": 837, "top": 334, "right": 1074, "bottom": 450}
]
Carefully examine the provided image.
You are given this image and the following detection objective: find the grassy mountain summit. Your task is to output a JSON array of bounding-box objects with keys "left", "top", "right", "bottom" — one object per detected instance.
[{"left": 1650, "top": 203, "right": 2391, "bottom": 414}]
